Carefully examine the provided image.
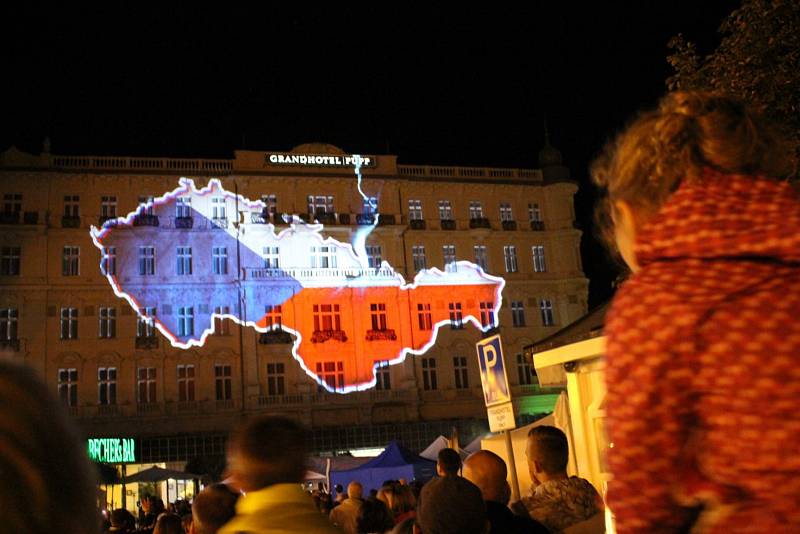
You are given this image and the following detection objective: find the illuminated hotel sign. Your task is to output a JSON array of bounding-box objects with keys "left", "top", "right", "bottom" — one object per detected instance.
[
  {"left": 87, "top": 437, "right": 137, "bottom": 464},
  {"left": 267, "top": 153, "right": 376, "bottom": 167}
]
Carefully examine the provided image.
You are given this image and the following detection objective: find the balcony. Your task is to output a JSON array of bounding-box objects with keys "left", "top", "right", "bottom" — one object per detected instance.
[
  {"left": 175, "top": 401, "right": 199, "bottom": 413},
  {"left": 133, "top": 214, "right": 159, "bottom": 227},
  {"left": 356, "top": 213, "right": 376, "bottom": 225},
  {"left": 136, "top": 402, "right": 161, "bottom": 414},
  {"left": 311, "top": 329, "right": 348, "bottom": 343},
  {"left": 23, "top": 211, "right": 38, "bottom": 225},
  {"left": 337, "top": 213, "right": 351, "bottom": 225},
  {"left": 0, "top": 338, "right": 20, "bottom": 351},
  {"left": 258, "top": 330, "right": 294, "bottom": 344},
  {"left": 135, "top": 336, "right": 159, "bottom": 349},
  {"left": 315, "top": 212, "right": 338, "bottom": 225},
  {"left": 62, "top": 215, "right": 81, "bottom": 228},
  {"left": 258, "top": 394, "right": 305, "bottom": 406},
  {"left": 0, "top": 211, "right": 20, "bottom": 224},
  {"left": 211, "top": 217, "right": 227, "bottom": 229},
  {"left": 174, "top": 216, "right": 193, "bottom": 229},
  {"left": 216, "top": 399, "right": 235, "bottom": 411},
  {"left": 469, "top": 217, "right": 491, "bottom": 229},
  {"left": 245, "top": 266, "right": 397, "bottom": 281},
  {"left": 440, "top": 219, "right": 456, "bottom": 230},
  {"left": 250, "top": 211, "right": 270, "bottom": 224},
  {"left": 502, "top": 220, "right": 517, "bottom": 231},
  {"left": 365, "top": 329, "right": 397, "bottom": 341},
  {"left": 409, "top": 219, "right": 426, "bottom": 230},
  {"left": 377, "top": 214, "right": 396, "bottom": 226},
  {"left": 97, "top": 404, "right": 121, "bottom": 417},
  {"left": 530, "top": 220, "right": 545, "bottom": 231}
]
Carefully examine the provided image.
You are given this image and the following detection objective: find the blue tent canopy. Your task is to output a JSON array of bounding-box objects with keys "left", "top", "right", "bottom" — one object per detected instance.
[{"left": 330, "top": 441, "right": 436, "bottom": 494}]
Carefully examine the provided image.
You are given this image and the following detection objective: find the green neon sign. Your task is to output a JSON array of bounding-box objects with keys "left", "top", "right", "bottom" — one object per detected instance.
[{"left": 87, "top": 438, "right": 137, "bottom": 464}]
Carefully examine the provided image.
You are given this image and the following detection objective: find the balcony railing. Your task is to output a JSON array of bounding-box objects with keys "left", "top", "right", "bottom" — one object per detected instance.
[
  {"left": 469, "top": 217, "right": 491, "bottom": 229},
  {"left": 356, "top": 213, "right": 376, "bottom": 225},
  {"left": 440, "top": 219, "right": 456, "bottom": 230},
  {"left": 136, "top": 402, "right": 161, "bottom": 414},
  {"left": 409, "top": 219, "right": 426, "bottom": 230},
  {"left": 311, "top": 329, "right": 348, "bottom": 343},
  {"left": 244, "top": 266, "right": 397, "bottom": 281},
  {"left": 97, "top": 404, "right": 121, "bottom": 416},
  {"left": 502, "top": 220, "right": 517, "bottom": 231},
  {"left": 0, "top": 211, "right": 20, "bottom": 224},
  {"left": 175, "top": 401, "right": 199, "bottom": 413},
  {"left": 365, "top": 329, "right": 397, "bottom": 341},
  {"left": 258, "top": 394, "right": 306, "bottom": 406},
  {"left": 135, "top": 336, "right": 159, "bottom": 349},
  {"left": 530, "top": 220, "right": 545, "bottom": 231},
  {"left": 133, "top": 214, "right": 159, "bottom": 227},
  {"left": 258, "top": 330, "right": 294, "bottom": 344},
  {"left": 211, "top": 217, "right": 228, "bottom": 229},
  {"left": 174, "top": 216, "right": 193, "bottom": 229},
  {"left": 62, "top": 215, "right": 81, "bottom": 228},
  {"left": 337, "top": 213, "right": 351, "bottom": 225}
]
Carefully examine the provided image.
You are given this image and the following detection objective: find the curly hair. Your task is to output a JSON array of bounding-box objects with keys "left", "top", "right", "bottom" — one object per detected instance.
[{"left": 591, "top": 91, "right": 796, "bottom": 252}]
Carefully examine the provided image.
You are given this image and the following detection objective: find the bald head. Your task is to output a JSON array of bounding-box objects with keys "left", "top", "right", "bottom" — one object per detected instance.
[
  {"left": 462, "top": 450, "right": 509, "bottom": 504},
  {"left": 347, "top": 481, "right": 363, "bottom": 500}
]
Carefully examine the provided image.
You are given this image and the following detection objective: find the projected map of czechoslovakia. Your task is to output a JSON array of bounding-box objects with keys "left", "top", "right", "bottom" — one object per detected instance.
[{"left": 90, "top": 178, "right": 504, "bottom": 393}]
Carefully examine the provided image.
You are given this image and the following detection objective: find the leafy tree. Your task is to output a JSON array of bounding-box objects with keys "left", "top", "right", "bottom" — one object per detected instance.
[{"left": 667, "top": 0, "right": 800, "bottom": 155}]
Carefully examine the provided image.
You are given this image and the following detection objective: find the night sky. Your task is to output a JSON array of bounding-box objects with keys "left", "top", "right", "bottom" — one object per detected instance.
[{"left": 3, "top": 3, "right": 740, "bottom": 307}]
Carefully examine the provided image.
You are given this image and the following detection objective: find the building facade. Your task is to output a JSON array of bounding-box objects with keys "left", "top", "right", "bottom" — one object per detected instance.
[{"left": 0, "top": 142, "right": 587, "bottom": 462}]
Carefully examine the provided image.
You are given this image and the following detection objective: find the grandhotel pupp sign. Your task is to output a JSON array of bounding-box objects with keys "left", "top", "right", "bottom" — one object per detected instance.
[{"left": 267, "top": 153, "right": 376, "bottom": 167}]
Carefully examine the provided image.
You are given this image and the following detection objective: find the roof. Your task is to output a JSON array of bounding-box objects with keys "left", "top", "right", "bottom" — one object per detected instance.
[{"left": 524, "top": 301, "right": 609, "bottom": 355}]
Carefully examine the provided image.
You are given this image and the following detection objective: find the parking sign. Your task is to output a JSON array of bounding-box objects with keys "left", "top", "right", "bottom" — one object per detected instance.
[{"left": 476, "top": 334, "right": 512, "bottom": 407}]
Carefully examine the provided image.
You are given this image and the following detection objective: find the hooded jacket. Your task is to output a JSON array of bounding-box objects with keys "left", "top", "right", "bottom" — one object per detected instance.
[{"left": 604, "top": 170, "right": 800, "bottom": 533}]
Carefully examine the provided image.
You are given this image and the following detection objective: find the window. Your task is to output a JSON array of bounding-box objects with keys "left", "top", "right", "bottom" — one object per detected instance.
[
  {"left": 60, "top": 307, "right": 78, "bottom": 340},
  {"left": 500, "top": 203, "right": 513, "bottom": 222},
  {"left": 98, "top": 307, "right": 116, "bottom": 338},
  {"left": 262, "top": 194, "right": 277, "bottom": 215},
  {"left": 98, "top": 367, "right": 117, "bottom": 405},
  {"left": 449, "top": 302, "right": 463, "bottom": 329},
  {"left": 264, "top": 305, "right": 283, "bottom": 330},
  {"left": 138, "top": 196, "right": 155, "bottom": 216},
  {"left": 101, "top": 196, "right": 117, "bottom": 218},
  {"left": 408, "top": 199, "right": 423, "bottom": 220},
  {"left": 62, "top": 246, "right": 80, "bottom": 276},
  {"left": 511, "top": 301, "right": 526, "bottom": 327},
  {"left": 366, "top": 245, "right": 382, "bottom": 269},
  {"left": 310, "top": 246, "right": 337, "bottom": 269},
  {"left": 101, "top": 246, "right": 116, "bottom": 276},
  {"left": 375, "top": 361, "right": 391, "bottom": 390},
  {"left": 479, "top": 302, "right": 495, "bottom": 328},
  {"left": 473, "top": 245, "right": 488, "bottom": 271},
  {"left": 177, "top": 365, "right": 195, "bottom": 402},
  {"left": 412, "top": 245, "right": 426, "bottom": 272},
  {"left": 58, "top": 368, "right": 78, "bottom": 406},
  {"left": 540, "top": 299, "right": 555, "bottom": 326},
  {"left": 469, "top": 201, "right": 483, "bottom": 219},
  {"left": 214, "top": 306, "right": 230, "bottom": 335},
  {"left": 313, "top": 304, "right": 341, "bottom": 331},
  {"left": 0, "top": 309, "right": 18, "bottom": 340},
  {"left": 211, "top": 197, "right": 226, "bottom": 220},
  {"left": 137, "top": 307, "right": 157, "bottom": 338},
  {"left": 176, "top": 197, "right": 191, "bottom": 218},
  {"left": 454, "top": 356, "right": 469, "bottom": 389},
  {"left": 528, "top": 203, "right": 542, "bottom": 222},
  {"left": 438, "top": 200, "right": 453, "bottom": 220},
  {"left": 442, "top": 245, "right": 456, "bottom": 271},
  {"left": 3, "top": 193, "right": 21, "bottom": 214},
  {"left": 503, "top": 245, "right": 518, "bottom": 273},
  {"left": 532, "top": 246, "right": 547, "bottom": 272},
  {"left": 267, "top": 363, "right": 285, "bottom": 395},
  {"left": 370, "top": 303, "right": 388, "bottom": 331},
  {"left": 316, "top": 361, "right": 344, "bottom": 392},
  {"left": 64, "top": 195, "right": 80, "bottom": 217},
  {"left": 176, "top": 246, "right": 192, "bottom": 275},
  {"left": 307, "top": 195, "right": 334, "bottom": 214},
  {"left": 215, "top": 364, "right": 232, "bottom": 401},
  {"left": 0, "top": 246, "right": 20, "bottom": 276},
  {"left": 362, "top": 196, "right": 378, "bottom": 215},
  {"left": 517, "top": 354, "right": 534, "bottom": 385},
  {"left": 417, "top": 303, "right": 432, "bottom": 331},
  {"left": 139, "top": 246, "right": 155, "bottom": 276},
  {"left": 212, "top": 247, "right": 228, "bottom": 275},
  {"left": 262, "top": 246, "right": 280, "bottom": 269},
  {"left": 422, "top": 358, "right": 437, "bottom": 390},
  {"left": 178, "top": 307, "right": 194, "bottom": 337},
  {"left": 137, "top": 367, "right": 157, "bottom": 404}
]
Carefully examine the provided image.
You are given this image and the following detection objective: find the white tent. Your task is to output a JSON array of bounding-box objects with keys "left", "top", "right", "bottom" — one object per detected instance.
[
  {"left": 480, "top": 391, "right": 575, "bottom": 496},
  {"left": 419, "top": 435, "right": 468, "bottom": 461}
]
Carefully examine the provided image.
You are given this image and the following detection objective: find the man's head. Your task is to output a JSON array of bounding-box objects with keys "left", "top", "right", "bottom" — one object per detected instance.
[
  {"left": 526, "top": 426, "right": 569, "bottom": 484},
  {"left": 190, "top": 483, "right": 238, "bottom": 534},
  {"left": 436, "top": 448, "right": 461, "bottom": 477},
  {"left": 110, "top": 508, "right": 135, "bottom": 529},
  {"left": 462, "top": 450, "right": 509, "bottom": 504},
  {"left": 225, "top": 415, "right": 308, "bottom": 492},
  {"left": 347, "top": 481, "right": 364, "bottom": 500},
  {"left": 418, "top": 477, "right": 488, "bottom": 534}
]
